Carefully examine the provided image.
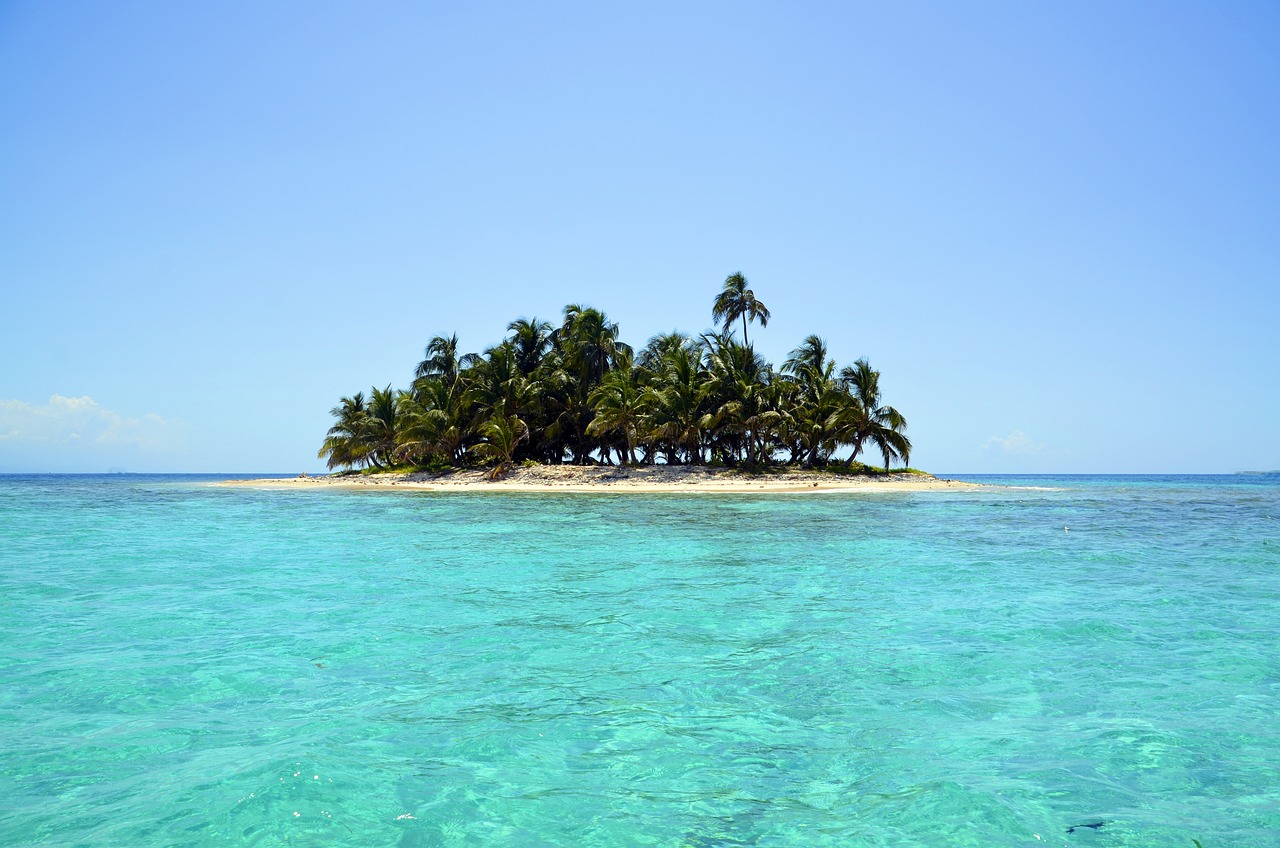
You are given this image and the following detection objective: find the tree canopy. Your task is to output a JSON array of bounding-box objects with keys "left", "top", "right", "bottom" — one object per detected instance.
[{"left": 319, "top": 276, "right": 911, "bottom": 474}]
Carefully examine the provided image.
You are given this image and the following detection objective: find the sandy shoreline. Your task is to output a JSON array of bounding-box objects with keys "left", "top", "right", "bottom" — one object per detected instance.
[{"left": 216, "top": 466, "right": 984, "bottom": 494}]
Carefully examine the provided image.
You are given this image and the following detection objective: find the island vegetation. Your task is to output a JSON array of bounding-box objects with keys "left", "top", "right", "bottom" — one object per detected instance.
[{"left": 319, "top": 273, "right": 913, "bottom": 478}]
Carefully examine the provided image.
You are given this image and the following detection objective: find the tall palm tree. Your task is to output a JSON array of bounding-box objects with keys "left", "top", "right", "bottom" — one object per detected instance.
[{"left": 711, "top": 272, "right": 771, "bottom": 347}]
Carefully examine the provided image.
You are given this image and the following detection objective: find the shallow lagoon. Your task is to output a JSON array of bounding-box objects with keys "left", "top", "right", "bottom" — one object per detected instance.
[{"left": 1, "top": 474, "right": 1277, "bottom": 846}]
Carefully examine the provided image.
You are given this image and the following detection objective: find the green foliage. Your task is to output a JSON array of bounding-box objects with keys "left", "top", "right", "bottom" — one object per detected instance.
[
  {"left": 712, "top": 272, "right": 770, "bottom": 347},
  {"left": 819, "top": 461, "right": 877, "bottom": 475},
  {"left": 420, "top": 454, "right": 455, "bottom": 474},
  {"left": 318, "top": 275, "right": 915, "bottom": 474}
]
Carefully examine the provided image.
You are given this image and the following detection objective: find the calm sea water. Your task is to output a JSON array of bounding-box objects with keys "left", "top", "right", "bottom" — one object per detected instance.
[{"left": 1, "top": 474, "right": 1277, "bottom": 847}]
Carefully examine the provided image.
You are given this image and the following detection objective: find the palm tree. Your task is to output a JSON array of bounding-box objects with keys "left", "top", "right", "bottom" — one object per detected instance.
[
  {"left": 362, "top": 385, "right": 402, "bottom": 469},
  {"left": 317, "top": 392, "right": 371, "bottom": 470},
  {"left": 711, "top": 272, "right": 771, "bottom": 347},
  {"left": 507, "top": 318, "right": 554, "bottom": 377},
  {"left": 396, "top": 377, "right": 469, "bottom": 465},
  {"left": 415, "top": 334, "right": 462, "bottom": 389},
  {"left": 556, "top": 304, "right": 632, "bottom": 389},
  {"left": 553, "top": 305, "right": 633, "bottom": 463},
  {"left": 322, "top": 288, "right": 917, "bottom": 475},
  {"left": 587, "top": 355, "right": 646, "bottom": 465},
  {"left": 318, "top": 387, "right": 401, "bottom": 470},
  {"left": 837, "top": 359, "right": 912, "bottom": 472},
  {"left": 643, "top": 335, "right": 707, "bottom": 464},
  {"left": 739, "top": 379, "right": 786, "bottom": 466},
  {"left": 470, "top": 414, "right": 528, "bottom": 479},
  {"left": 783, "top": 335, "right": 830, "bottom": 382},
  {"left": 465, "top": 342, "right": 527, "bottom": 420},
  {"left": 637, "top": 331, "right": 693, "bottom": 370},
  {"left": 783, "top": 336, "right": 842, "bottom": 466},
  {"left": 700, "top": 333, "right": 775, "bottom": 465}
]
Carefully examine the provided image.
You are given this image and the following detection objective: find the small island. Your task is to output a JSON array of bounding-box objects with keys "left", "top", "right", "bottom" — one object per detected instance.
[{"left": 232, "top": 274, "right": 974, "bottom": 492}]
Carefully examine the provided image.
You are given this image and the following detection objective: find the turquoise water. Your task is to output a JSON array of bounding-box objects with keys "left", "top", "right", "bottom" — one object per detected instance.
[{"left": 1, "top": 474, "right": 1278, "bottom": 846}]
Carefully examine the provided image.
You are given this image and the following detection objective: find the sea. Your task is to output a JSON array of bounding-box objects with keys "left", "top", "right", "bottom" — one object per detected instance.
[{"left": 1, "top": 473, "right": 1277, "bottom": 847}]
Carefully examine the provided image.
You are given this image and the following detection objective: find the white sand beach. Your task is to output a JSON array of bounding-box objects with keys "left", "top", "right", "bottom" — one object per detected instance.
[{"left": 218, "top": 466, "right": 982, "bottom": 493}]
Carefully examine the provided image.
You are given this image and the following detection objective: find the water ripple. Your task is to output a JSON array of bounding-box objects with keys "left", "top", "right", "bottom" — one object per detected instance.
[{"left": 1, "top": 474, "right": 1278, "bottom": 845}]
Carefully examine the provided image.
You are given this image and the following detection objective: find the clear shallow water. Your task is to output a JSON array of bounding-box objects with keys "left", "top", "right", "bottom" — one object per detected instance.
[{"left": 1, "top": 474, "right": 1277, "bottom": 847}]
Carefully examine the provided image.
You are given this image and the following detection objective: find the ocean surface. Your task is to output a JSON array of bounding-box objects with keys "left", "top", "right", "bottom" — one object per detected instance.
[{"left": 1, "top": 474, "right": 1277, "bottom": 847}]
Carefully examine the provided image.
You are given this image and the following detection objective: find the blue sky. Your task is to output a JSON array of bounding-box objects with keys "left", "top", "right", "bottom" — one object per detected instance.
[{"left": 2, "top": 1, "right": 1277, "bottom": 473}]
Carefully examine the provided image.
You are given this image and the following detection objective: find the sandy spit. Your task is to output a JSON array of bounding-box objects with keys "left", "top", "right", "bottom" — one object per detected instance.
[{"left": 216, "top": 466, "right": 985, "bottom": 494}]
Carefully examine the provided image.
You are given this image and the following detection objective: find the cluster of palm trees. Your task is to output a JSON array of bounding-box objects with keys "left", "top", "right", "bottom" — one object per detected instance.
[{"left": 319, "top": 274, "right": 912, "bottom": 475}]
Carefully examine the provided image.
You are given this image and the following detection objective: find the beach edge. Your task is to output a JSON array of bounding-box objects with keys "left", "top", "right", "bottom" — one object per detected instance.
[{"left": 215, "top": 467, "right": 985, "bottom": 493}]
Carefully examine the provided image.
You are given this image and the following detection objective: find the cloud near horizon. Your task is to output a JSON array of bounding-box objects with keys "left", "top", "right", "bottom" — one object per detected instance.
[
  {"left": 983, "top": 430, "right": 1043, "bottom": 455},
  {"left": 0, "top": 395, "right": 183, "bottom": 452}
]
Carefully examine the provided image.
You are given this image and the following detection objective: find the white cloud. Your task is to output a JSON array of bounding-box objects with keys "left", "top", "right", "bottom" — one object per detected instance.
[
  {"left": 0, "top": 395, "right": 182, "bottom": 451},
  {"left": 982, "top": 429, "right": 1043, "bottom": 454}
]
